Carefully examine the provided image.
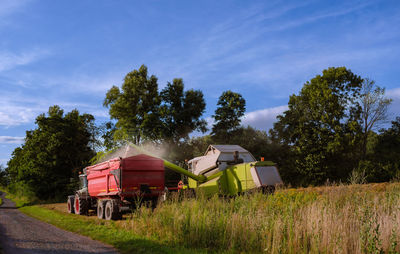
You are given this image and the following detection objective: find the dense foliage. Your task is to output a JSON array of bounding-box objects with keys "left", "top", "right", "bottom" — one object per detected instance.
[
  {"left": 3, "top": 65, "right": 399, "bottom": 201},
  {"left": 103, "top": 65, "right": 207, "bottom": 146},
  {"left": 103, "top": 65, "right": 161, "bottom": 144},
  {"left": 270, "top": 67, "right": 364, "bottom": 185},
  {"left": 211, "top": 90, "right": 246, "bottom": 143},
  {"left": 6, "top": 106, "right": 96, "bottom": 200}
]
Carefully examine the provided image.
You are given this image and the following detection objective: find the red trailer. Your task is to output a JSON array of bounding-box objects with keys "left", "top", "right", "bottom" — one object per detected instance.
[{"left": 67, "top": 154, "right": 165, "bottom": 220}]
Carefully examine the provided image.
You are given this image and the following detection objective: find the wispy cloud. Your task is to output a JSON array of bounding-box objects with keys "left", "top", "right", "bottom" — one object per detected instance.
[
  {"left": 0, "top": 0, "right": 31, "bottom": 28},
  {"left": 0, "top": 102, "right": 39, "bottom": 126},
  {"left": 386, "top": 88, "right": 400, "bottom": 120},
  {"left": 0, "top": 92, "right": 109, "bottom": 127},
  {"left": 149, "top": 0, "right": 395, "bottom": 97},
  {"left": 0, "top": 136, "right": 24, "bottom": 144},
  {"left": 0, "top": 49, "right": 50, "bottom": 73},
  {"left": 0, "top": 158, "right": 8, "bottom": 167},
  {"left": 0, "top": 0, "right": 30, "bottom": 17}
]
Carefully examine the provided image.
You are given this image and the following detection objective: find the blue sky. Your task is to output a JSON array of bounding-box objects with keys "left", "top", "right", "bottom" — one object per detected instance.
[{"left": 1, "top": 0, "right": 400, "bottom": 165}]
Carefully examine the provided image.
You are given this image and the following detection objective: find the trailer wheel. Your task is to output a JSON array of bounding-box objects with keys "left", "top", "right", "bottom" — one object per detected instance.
[
  {"left": 97, "top": 200, "right": 105, "bottom": 219},
  {"left": 105, "top": 200, "right": 121, "bottom": 220},
  {"left": 67, "top": 196, "right": 75, "bottom": 214},
  {"left": 74, "top": 193, "right": 88, "bottom": 215}
]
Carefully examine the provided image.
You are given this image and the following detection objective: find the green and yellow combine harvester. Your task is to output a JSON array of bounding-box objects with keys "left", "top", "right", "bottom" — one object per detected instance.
[{"left": 139, "top": 144, "right": 283, "bottom": 196}]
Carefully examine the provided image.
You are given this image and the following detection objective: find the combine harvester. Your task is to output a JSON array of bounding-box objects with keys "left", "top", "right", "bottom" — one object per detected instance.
[{"left": 67, "top": 144, "right": 282, "bottom": 220}]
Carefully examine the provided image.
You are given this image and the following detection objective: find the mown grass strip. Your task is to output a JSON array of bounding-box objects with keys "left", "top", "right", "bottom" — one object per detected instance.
[{"left": 19, "top": 206, "right": 207, "bottom": 254}]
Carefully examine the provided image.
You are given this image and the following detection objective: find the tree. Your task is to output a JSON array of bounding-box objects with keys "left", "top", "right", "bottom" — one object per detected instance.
[
  {"left": 354, "top": 117, "right": 400, "bottom": 183},
  {"left": 103, "top": 65, "right": 161, "bottom": 144},
  {"left": 6, "top": 106, "right": 96, "bottom": 199},
  {"left": 374, "top": 117, "right": 400, "bottom": 167},
  {"left": 0, "top": 165, "right": 7, "bottom": 186},
  {"left": 227, "top": 126, "right": 271, "bottom": 160},
  {"left": 160, "top": 78, "right": 207, "bottom": 143},
  {"left": 211, "top": 91, "right": 246, "bottom": 143},
  {"left": 360, "top": 78, "right": 392, "bottom": 159},
  {"left": 270, "top": 67, "right": 363, "bottom": 185}
]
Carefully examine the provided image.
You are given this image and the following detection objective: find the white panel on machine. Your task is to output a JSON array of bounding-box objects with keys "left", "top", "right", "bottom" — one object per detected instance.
[
  {"left": 188, "top": 145, "right": 256, "bottom": 176},
  {"left": 251, "top": 166, "right": 282, "bottom": 186}
]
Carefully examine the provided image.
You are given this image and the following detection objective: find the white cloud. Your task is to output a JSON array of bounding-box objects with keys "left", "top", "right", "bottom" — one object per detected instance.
[
  {"left": 386, "top": 88, "right": 400, "bottom": 120},
  {"left": 0, "top": 158, "right": 8, "bottom": 166},
  {"left": 0, "top": 49, "right": 50, "bottom": 73},
  {"left": 0, "top": 136, "right": 24, "bottom": 144},
  {"left": 387, "top": 88, "right": 400, "bottom": 99},
  {"left": 0, "top": 0, "right": 30, "bottom": 17},
  {"left": 0, "top": 103, "right": 39, "bottom": 126},
  {"left": 241, "top": 105, "right": 288, "bottom": 131},
  {"left": 0, "top": 93, "right": 109, "bottom": 127}
]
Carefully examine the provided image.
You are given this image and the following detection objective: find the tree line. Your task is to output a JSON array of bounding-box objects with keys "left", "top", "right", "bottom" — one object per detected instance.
[{"left": 1, "top": 65, "right": 398, "bottom": 200}]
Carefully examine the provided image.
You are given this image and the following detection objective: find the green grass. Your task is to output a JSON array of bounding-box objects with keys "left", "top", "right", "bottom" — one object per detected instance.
[
  {"left": 0, "top": 186, "right": 36, "bottom": 207},
  {"left": 0, "top": 197, "right": 2, "bottom": 206},
  {"left": 106, "top": 183, "right": 400, "bottom": 253},
  {"left": 19, "top": 205, "right": 208, "bottom": 254},
  {"left": 6, "top": 183, "right": 400, "bottom": 253}
]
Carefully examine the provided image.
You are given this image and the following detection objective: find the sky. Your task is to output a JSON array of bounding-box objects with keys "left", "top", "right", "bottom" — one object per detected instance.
[{"left": 1, "top": 0, "right": 400, "bottom": 166}]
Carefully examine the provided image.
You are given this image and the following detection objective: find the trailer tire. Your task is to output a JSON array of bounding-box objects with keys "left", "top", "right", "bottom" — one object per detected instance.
[
  {"left": 105, "top": 200, "right": 120, "bottom": 220},
  {"left": 67, "top": 196, "right": 75, "bottom": 214},
  {"left": 97, "top": 200, "right": 105, "bottom": 219},
  {"left": 74, "top": 193, "right": 88, "bottom": 215}
]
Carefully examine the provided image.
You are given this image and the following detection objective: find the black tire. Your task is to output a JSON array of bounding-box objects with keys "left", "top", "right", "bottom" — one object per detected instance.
[
  {"left": 104, "top": 200, "right": 121, "bottom": 220},
  {"left": 97, "top": 200, "right": 105, "bottom": 219},
  {"left": 67, "top": 196, "right": 75, "bottom": 214},
  {"left": 74, "top": 193, "right": 88, "bottom": 215}
]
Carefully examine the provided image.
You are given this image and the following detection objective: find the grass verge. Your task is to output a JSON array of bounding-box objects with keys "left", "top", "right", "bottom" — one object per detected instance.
[
  {"left": 7, "top": 183, "right": 400, "bottom": 253},
  {"left": 19, "top": 205, "right": 207, "bottom": 254}
]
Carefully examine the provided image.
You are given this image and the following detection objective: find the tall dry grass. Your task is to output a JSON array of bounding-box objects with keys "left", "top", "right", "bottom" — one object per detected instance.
[{"left": 114, "top": 183, "right": 400, "bottom": 253}]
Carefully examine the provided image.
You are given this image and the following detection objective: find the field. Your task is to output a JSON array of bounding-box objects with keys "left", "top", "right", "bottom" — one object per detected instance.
[{"left": 16, "top": 183, "right": 400, "bottom": 253}]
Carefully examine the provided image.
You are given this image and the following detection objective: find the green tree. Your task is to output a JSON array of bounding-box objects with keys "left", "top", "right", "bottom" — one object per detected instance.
[
  {"left": 103, "top": 65, "right": 161, "bottom": 144},
  {"left": 360, "top": 78, "right": 392, "bottom": 159},
  {"left": 270, "top": 67, "right": 363, "bottom": 185},
  {"left": 0, "top": 165, "right": 7, "bottom": 186},
  {"left": 99, "top": 121, "right": 121, "bottom": 150},
  {"left": 212, "top": 91, "right": 246, "bottom": 143},
  {"left": 6, "top": 106, "right": 96, "bottom": 200},
  {"left": 372, "top": 117, "right": 400, "bottom": 179},
  {"left": 160, "top": 78, "right": 207, "bottom": 143}
]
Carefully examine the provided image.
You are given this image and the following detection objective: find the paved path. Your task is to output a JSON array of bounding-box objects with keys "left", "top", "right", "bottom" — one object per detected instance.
[{"left": 0, "top": 192, "right": 119, "bottom": 254}]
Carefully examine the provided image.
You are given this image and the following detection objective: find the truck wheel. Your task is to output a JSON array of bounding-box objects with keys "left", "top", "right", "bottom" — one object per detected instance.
[
  {"left": 74, "top": 193, "right": 88, "bottom": 215},
  {"left": 105, "top": 200, "right": 121, "bottom": 220},
  {"left": 67, "top": 196, "right": 75, "bottom": 214},
  {"left": 97, "top": 200, "right": 105, "bottom": 219}
]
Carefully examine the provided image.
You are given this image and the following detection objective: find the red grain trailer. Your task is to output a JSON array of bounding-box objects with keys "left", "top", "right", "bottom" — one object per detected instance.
[{"left": 67, "top": 154, "right": 165, "bottom": 220}]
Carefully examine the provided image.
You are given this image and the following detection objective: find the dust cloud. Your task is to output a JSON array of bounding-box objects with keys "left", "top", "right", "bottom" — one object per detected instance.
[{"left": 96, "top": 142, "right": 169, "bottom": 163}]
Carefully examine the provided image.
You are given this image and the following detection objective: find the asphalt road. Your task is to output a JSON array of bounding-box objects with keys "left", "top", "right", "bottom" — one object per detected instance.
[{"left": 0, "top": 192, "right": 119, "bottom": 254}]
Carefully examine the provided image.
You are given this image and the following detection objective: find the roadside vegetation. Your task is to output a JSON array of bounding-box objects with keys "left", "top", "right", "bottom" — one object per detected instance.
[
  {"left": 2, "top": 66, "right": 399, "bottom": 203},
  {"left": 1, "top": 66, "right": 399, "bottom": 253},
  {"left": 13, "top": 182, "right": 400, "bottom": 253}
]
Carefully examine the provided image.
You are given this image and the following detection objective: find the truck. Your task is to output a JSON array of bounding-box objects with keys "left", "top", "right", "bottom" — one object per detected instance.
[
  {"left": 68, "top": 144, "right": 283, "bottom": 220},
  {"left": 67, "top": 153, "right": 165, "bottom": 220}
]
